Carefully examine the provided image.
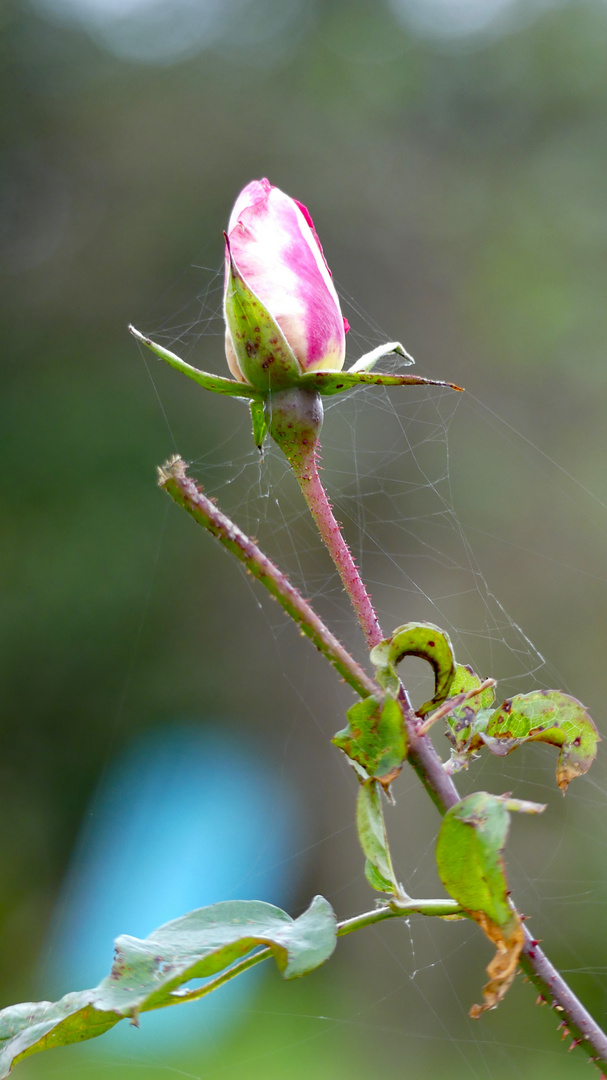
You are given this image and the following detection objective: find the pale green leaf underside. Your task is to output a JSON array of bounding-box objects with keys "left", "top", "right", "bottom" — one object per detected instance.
[
  {"left": 356, "top": 782, "right": 399, "bottom": 895},
  {"left": 348, "top": 341, "right": 415, "bottom": 373},
  {"left": 0, "top": 897, "right": 337, "bottom": 1077}
]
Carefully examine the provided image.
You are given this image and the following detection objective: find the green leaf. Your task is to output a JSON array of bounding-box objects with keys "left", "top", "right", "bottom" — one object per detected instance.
[
  {"left": 356, "top": 781, "right": 399, "bottom": 895},
  {"left": 0, "top": 897, "right": 336, "bottom": 1077},
  {"left": 224, "top": 242, "right": 302, "bottom": 392},
  {"left": 250, "top": 399, "right": 269, "bottom": 450},
  {"left": 450, "top": 664, "right": 496, "bottom": 714},
  {"left": 299, "top": 370, "right": 463, "bottom": 397},
  {"left": 447, "top": 689, "right": 600, "bottom": 792},
  {"left": 436, "top": 792, "right": 515, "bottom": 929},
  {"left": 445, "top": 664, "right": 496, "bottom": 753},
  {"left": 481, "top": 690, "right": 600, "bottom": 793},
  {"left": 436, "top": 792, "right": 532, "bottom": 1016},
  {"left": 129, "top": 326, "right": 260, "bottom": 398},
  {"left": 369, "top": 622, "right": 456, "bottom": 715},
  {"left": 332, "top": 695, "right": 407, "bottom": 786},
  {"left": 364, "top": 860, "right": 397, "bottom": 893}
]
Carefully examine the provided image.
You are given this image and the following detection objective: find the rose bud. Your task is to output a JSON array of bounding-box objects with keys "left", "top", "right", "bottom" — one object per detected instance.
[{"left": 224, "top": 178, "right": 348, "bottom": 391}]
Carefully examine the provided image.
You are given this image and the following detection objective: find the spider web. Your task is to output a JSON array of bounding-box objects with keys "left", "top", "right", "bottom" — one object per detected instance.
[
  {"left": 143, "top": 269, "right": 549, "bottom": 696},
  {"left": 25, "top": 266, "right": 607, "bottom": 1080}
]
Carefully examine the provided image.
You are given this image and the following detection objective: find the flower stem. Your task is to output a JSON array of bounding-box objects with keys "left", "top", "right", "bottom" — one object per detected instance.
[
  {"left": 293, "top": 448, "right": 383, "bottom": 649},
  {"left": 266, "top": 387, "right": 382, "bottom": 649}
]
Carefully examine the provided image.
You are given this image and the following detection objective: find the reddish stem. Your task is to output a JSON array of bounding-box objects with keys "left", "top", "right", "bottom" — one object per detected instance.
[
  {"left": 267, "top": 387, "right": 382, "bottom": 650},
  {"left": 294, "top": 451, "right": 382, "bottom": 649}
]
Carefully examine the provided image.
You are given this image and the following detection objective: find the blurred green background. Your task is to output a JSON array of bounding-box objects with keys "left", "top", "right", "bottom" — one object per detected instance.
[{"left": 3, "top": 0, "right": 607, "bottom": 1075}]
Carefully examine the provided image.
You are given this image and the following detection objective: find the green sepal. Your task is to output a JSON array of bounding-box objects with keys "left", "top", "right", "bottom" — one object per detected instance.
[
  {"left": 299, "top": 370, "right": 463, "bottom": 397},
  {"left": 356, "top": 781, "right": 399, "bottom": 896},
  {"left": 224, "top": 241, "right": 302, "bottom": 392},
  {"left": 370, "top": 622, "right": 456, "bottom": 715},
  {"left": 250, "top": 399, "right": 269, "bottom": 450},
  {"left": 129, "top": 326, "right": 260, "bottom": 398},
  {"left": 332, "top": 695, "right": 407, "bottom": 786},
  {"left": 348, "top": 341, "right": 415, "bottom": 374},
  {"left": 477, "top": 690, "right": 599, "bottom": 793},
  {"left": 0, "top": 897, "right": 337, "bottom": 1077}
]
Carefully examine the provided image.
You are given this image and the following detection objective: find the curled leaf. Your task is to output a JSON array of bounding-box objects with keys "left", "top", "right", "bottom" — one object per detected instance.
[
  {"left": 467, "top": 914, "right": 524, "bottom": 1020},
  {"left": 444, "top": 665, "right": 496, "bottom": 773},
  {"left": 436, "top": 792, "right": 542, "bottom": 1015},
  {"left": 448, "top": 666, "right": 496, "bottom": 728},
  {"left": 370, "top": 622, "right": 456, "bottom": 715},
  {"left": 0, "top": 897, "right": 337, "bottom": 1077},
  {"left": 356, "top": 781, "right": 400, "bottom": 896},
  {"left": 332, "top": 695, "right": 407, "bottom": 787},
  {"left": 447, "top": 689, "right": 600, "bottom": 793},
  {"left": 348, "top": 341, "right": 415, "bottom": 373}
]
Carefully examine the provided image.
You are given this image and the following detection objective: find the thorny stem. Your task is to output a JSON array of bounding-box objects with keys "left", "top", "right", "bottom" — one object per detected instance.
[
  {"left": 160, "top": 901, "right": 465, "bottom": 1012},
  {"left": 161, "top": 456, "right": 607, "bottom": 1071},
  {"left": 290, "top": 454, "right": 382, "bottom": 649},
  {"left": 158, "top": 456, "right": 376, "bottom": 700},
  {"left": 406, "top": 732, "right": 607, "bottom": 1066},
  {"left": 266, "top": 387, "right": 383, "bottom": 650}
]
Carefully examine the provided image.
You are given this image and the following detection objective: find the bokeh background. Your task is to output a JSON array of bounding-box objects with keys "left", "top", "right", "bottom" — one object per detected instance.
[{"left": 3, "top": 0, "right": 607, "bottom": 1076}]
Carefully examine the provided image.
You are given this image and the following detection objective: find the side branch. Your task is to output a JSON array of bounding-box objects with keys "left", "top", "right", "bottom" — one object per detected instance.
[
  {"left": 161, "top": 455, "right": 607, "bottom": 1070},
  {"left": 161, "top": 900, "right": 466, "bottom": 1011},
  {"left": 158, "top": 455, "right": 376, "bottom": 700}
]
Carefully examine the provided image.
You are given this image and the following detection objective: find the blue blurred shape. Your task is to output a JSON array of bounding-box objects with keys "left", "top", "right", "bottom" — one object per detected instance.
[{"left": 42, "top": 723, "right": 303, "bottom": 1054}]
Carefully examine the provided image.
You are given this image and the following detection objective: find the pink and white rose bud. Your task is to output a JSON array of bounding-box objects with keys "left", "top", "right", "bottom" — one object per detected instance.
[{"left": 224, "top": 178, "right": 348, "bottom": 384}]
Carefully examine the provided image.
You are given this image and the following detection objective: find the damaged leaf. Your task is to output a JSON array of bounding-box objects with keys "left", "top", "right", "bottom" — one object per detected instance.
[
  {"left": 444, "top": 665, "right": 496, "bottom": 773},
  {"left": 446, "top": 689, "right": 599, "bottom": 792},
  {"left": 482, "top": 690, "right": 599, "bottom": 793},
  {"left": 0, "top": 897, "right": 337, "bottom": 1078},
  {"left": 356, "top": 781, "right": 400, "bottom": 895},
  {"left": 370, "top": 622, "right": 456, "bottom": 715},
  {"left": 447, "top": 665, "right": 496, "bottom": 738},
  {"left": 436, "top": 792, "right": 542, "bottom": 1016},
  {"left": 332, "top": 695, "right": 407, "bottom": 787}
]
